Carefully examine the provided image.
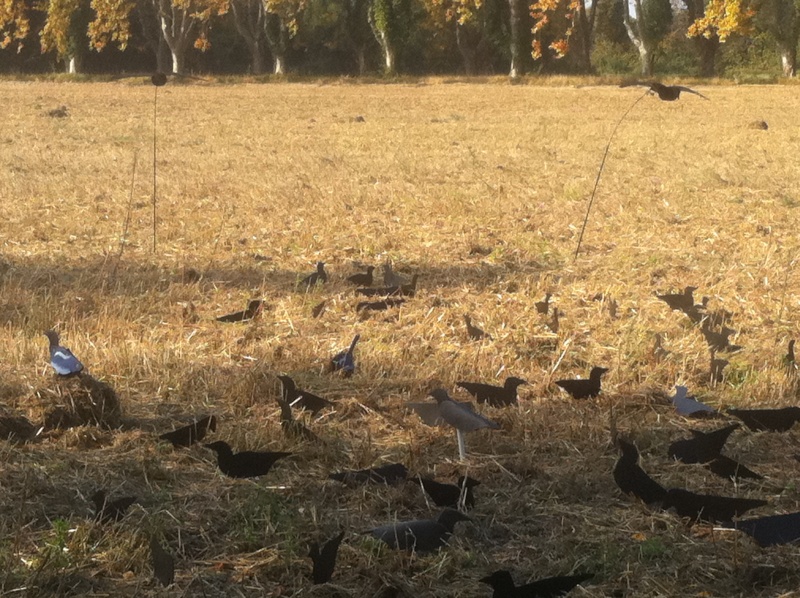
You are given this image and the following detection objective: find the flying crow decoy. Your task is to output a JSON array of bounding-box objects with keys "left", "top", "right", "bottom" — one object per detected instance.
[
  {"left": 662, "top": 488, "right": 766, "bottom": 523},
  {"left": 329, "top": 463, "right": 408, "bottom": 486},
  {"left": 479, "top": 570, "right": 593, "bottom": 598},
  {"left": 357, "top": 298, "right": 406, "bottom": 312},
  {"left": 150, "top": 536, "right": 175, "bottom": 587},
  {"left": 656, "top": 286, "right": 698, "bottom": 311},
  {"left": 464, "top": 315, "right": 493, "bottom": 341},
  {"left": 413, "top": 476, "right": 480, "bottom": 509},
  {"left": 621, "top": 81, "right": 709, "bottom": 101},
  {"left": 300, "top": 262, "right": 328, "bottom": 288},
  {"left": 671, "top": 385, "right": 717, "bottom": 417},
  {"left": 159, "top": 415, "right": 217, "bottom": 448},
  {"left": 613, "top": 439, "right": 668, "bottom": 506},
  {"left": 382, "top": 263, "right": 408, "bottom": 287},
  {"left": 668, "top": 423, "right": 739, "bottom": 464},
  {"left": 347, "top": 266, "right": 374, "bottom": 286},
  {"left": 92, "top": 490, "right": 137, "bottom": 523},
  {"left": 706, "top": 455, "right": 762, "bottom": 481},
  {"left": 330, "top": 335, "right": 359, "bottom": 377},
  {"left": 367, "top": 508, "right": 471, "bottom": 552},
  {"left": 277, "top": 375, "right": 332, "bottom": 415},
  {"left": 44, "top": 330, "right": 84, "bottom": 376},
  {"left": 555, "top": 367, "right": 608, "bottom": 400},
  {"left": 728, "top": 407, "right": 800, "bottom": 432},
  {"left": 701, "top": 326, "right": 741, "bottom": 353},
  {"left": 216, "top": 299, "right": 264, "bottom": 323},
  {"left": 309, "top": 531, "right": 345, "bottom": 584},
  {"left": 457, "top": 377, "right": 527, "bottom": 407},
  {"left": 277, "top": 395, "right": 318, "bottom": 442},
  {"left": 721, "top": 512, "right": 800, "bottom": 547},
  {"left": 535, "top": 293, "right": 552, "bottom": 315},
  {"left": 205, "top": 441, "right": 291, "bottom": 478}
]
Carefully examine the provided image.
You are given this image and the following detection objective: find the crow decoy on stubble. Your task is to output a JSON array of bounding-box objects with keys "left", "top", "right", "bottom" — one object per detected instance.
[
  {"left": 205, "top": 441, "right": 291, "bottom": 478},
  {"left": 457, "top": 377, "right": 527, "bottom": 407},
  {"left": 277, "top": 395, "right": 318, "bottom": 442},
  {"left": 347, "top": 266, "right": 374, "bottom": 286},
  {"left": 277, "top": 375, "right": 332, "bottom": 415},
  {"left": 216, "top": 299, "right": 264, "bottom": 323},
  {"left": 159, "top": 415, "right": 217, "bottom": 448},
  {"left": 728, "top": 407, "right": 800, "bottom": 432},
  {"left": 721, "top": 512, "right": 800, "bottom": 547},
  {"left": 412, "top": 476, "right": 481, "bottom": 509},
  {"left": 662, "top": 488, "right": 766, "bottom": 523},
  {"left": 555, "top": 367, "right": 608, "bottom": 400},
  {"left": 668, "top": 423, "right": 739, "bottom": 464},
  {"left": 44, "top": 330, "right": 84, "bottom": 376},
  {"left": 535, "top": 293, "right": 552, "bottom": 315},
  {"left": 656, "top": 286, "right": 698, "bottom": 311},
  {"left": 367, "top": 508, "right": 471, "bottom": 552},
  {"left": 92, "top": 490, "right": 137, "bottom": 523},
  {"left": 464, "top": 315, "right": 493, "bottom": 341},
  {"left": 330, "top": 335, "right": 359, "bottom": 377},
  {"left": 705, "top": 455, "right": 763, "bottom": 481},
  {"left": 701, "top": 326, "right": 742, "bottom": 353},
  {"left": 300, "top": 262, "right": 328, "bottom": 288},
  {"left": 621, "top": 81, "right": 709, "bottom": 101},
  {"left": 329, "top": 463, "right": 408, "bottom": 486},
  {"left": 785, "top": 339, "right": 797, "bottom": 373},
  {"left": 479, "top": 570, "right": 593, "bottom": 598},
  {"left": 671, "top": 385, "right": 717, "bottom": 417},
  {"left": 309, "top": 531, "right": 345, "bottom": 584},
  {"left": 613, "top": 439, "right": 668, "bottom": 506},
  {"left": 150, "top": 536, "right": 175, "bottom": 587}
]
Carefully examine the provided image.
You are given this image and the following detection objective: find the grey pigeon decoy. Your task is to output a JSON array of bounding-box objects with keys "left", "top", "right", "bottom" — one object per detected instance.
[
  {"left": 457, "top": 377, "right": 527, "bottom": 407},
  {"left": 205, "top": 441, "right": 290, "bottom": 478},
  {"left": 300, "top": 262, "right": 328, "bottom": 288},
  {"left": 150, "top": 536, "right": 175, "bottom": 587},
  {"left": 621, "top": 81, "right": 709, "bottom": 101},
  {"left": 721, "top": 512, "right": 800, "bottom": 547},
  {"left": 92, "top": 490, "right": 136, "bottom": 523},
  {"left": 330, "top": 335, "right": 359, "bottom": 377},
  {"left": 555, "top": 367, "right": 608, "bottom": 399},
  {"left": 367, "top": 508, "right": 471, "bottom": 552},
  {"left": 44, "top": 330, "right": 84, "bottom": 376},
  {"left": 728, "top": 407, "right": 800, "bottom": 432},
  {"left": 479, "top": 570, "right": 593, "bottom": 598},
  {"left": 309, "top": 531, "right": 345, "bottom": 584},
  {"left": 671, "top": 385, "right": 717, "bottom": 417},
  {"left": 613, "top": 439, "right": 667, "bottom": 506}
]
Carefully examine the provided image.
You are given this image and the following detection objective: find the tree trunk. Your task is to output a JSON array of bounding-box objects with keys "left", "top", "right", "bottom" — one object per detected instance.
[
  {"left": 572, "top": 0, "right": 593, "bottom": 73},
  {"left": 67, "top": 55, "right": 78, "bottom": 74},
  {"left": 456, "top": 22, "right": 477, "bottom": 75},
  {"left": 695, "top": 35, "right": 718, "bottom": 77},
  {"left": 508, "top": 0, "right": 522, "bottom": 77},
  {"left": 381, "top": 34, "right": 395, "bottom": 73},
  {"left": 779, "top": 41, "right": 797, "bottom": 76},
  {"left": 251, "top": 39, "right": 264, "bottom": 74},
  {"left": 273, "top": 52, "right": 286, "bottom": 74},
  {"left": 170, "top": 47, "right": 185, "bottom": 75},
  {"left": 357, "top": 45, "right": 367, "bottom": 75},
  {"left": 157, "top": 37, "right": 171, "bottom": 73}
]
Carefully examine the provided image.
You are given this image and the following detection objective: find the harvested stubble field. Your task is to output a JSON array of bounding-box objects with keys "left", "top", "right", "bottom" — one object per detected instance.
[{"left": 2, "top": 79, "right": 800, "bottom": 597}]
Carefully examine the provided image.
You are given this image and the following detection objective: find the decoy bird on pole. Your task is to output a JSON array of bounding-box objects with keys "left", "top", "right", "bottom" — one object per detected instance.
[
  {"left": 706, "top": 455, "right": 763, "bottom": 481},
  {"left": 204, "top": 441, "right": 291, "bottom": 478},
  {"left": 367, "top": 508, "right": 471, "bottom": 552},
  {"left": 300, "top": 262, "right": 328, "bottom": 288},
  {"left": 216, "top": 299, "right": 264, "bottom": 323},
  {"left": 277, "top": 375, "right": 332, "bottom": 415},
  {"left": 479, "top": 570, "right": 593, "bottom": 598},
  {"left": 535, "top": 293, "right": 552, "bottom": 315},
  {"left": 347, "top": 266, "right": 374, "bottom": 286},
  {"left": 357, "top": 298, "right": 406, "bottom": 312},
  {"left": 329, "top": 463, "right": 408, "bottom": 486},
  {"left": 150, "top": 536, "right": 175, "bottom": 587},
  {"left": 555, "top": 367, "right": 608, "bottom": 400},
  {"left": 656, "top": 286, "right": 698, "bottom": 311},
  {"left": 159, "top": 415, "right": 217, "bottom": 448},
  {"left": 92, "top": 490, "right": 137, "bottom": 523},
  {"left": 613, "top": 439, "right": 668, "bottom": 506},
  {"left": 668, "top": 423, "right": 739, "bottom": 464},
  {"left": 662, "top": 488, "right": 766, "bottom": 523},
  {"left": 720, "top": 511, "right": 800, "bottom": 547},
  {"left": 277, "top": 395, "right": 318, "bottom": 442},
  {"left": 457, "top": 377, "right": 527, "bottom": 407},
  {"left": 382, "top": 262, "right": 408, "bottom": 287},
  {"left": 620, "top": 81, "right": 709, "bottom": 101},
  {"left": 412, "top": 476, "right": 481, "bottom": 509},
  {"left": 671, "top": 385, "right": 717, "bottom": 417},
  {"left": 309, "top": 531, "right": 345, "bottom": 584},
  {"left": 464, "top": 315, "right": 493, "bottom": 341},
  {"left": 44, "top": 330, "right": 84, "bottom": 376},
  {"left": 330, "top": 335, "right": 360, "bottom": 377},
  {"left": 727, "top": 407, "right": 800, "bottom": 432}
]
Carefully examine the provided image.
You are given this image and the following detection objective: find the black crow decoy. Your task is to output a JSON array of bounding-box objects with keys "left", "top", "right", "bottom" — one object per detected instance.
[
  {"left": 367, "top": 508, "right": 471, "bottom": 552},
  {"left": 309, "top": 531, "right": 345, "bottom": 584},
  {"left": 0, "top": 415, "right": 40, "bottom": 443},
  {"left": 479, "top": 570, "right": 593, "bottom": 598},
  {"left": 347, "top": 266, "right": 374, "bottom": 286},
  {"left": 92, "top": 490, "right": 137, "bottom": 523},
  {"left": 535, "top": 293, "right": 552, "bottom": 315},
  {"left": 312, "top": 301, "right": 327, "bottom": 318},
  {"left": 668, "top": 424, "right": 739, "bottom": 464},
  {"left": 44, "top": 330, "right": 84, "bottom": 376},
  {"left": 150, "top": 536, "right": 175, "bottom": 587},
  {"left": 412, "top": 476, "right": 481, "bottom": 509},
  {"left": 555, "top": 367, "right": 608, "bottom": 400},
  {"left": 728, "top": 407, "right": 800, "bottom": 432},
  {"left": 656, "top": 286, "right": 698, "bottom": 311},
  {"left": 330, "top": 335, "right": 359, "bottom": 377},
  {"left": 357, "top": 298, "right": 406, "bottom": 312},
  {"left": 457, "top": 377, "right": 527, "bottom": 407},
  {"left": 722, "top": 512, "right": 800, "bottom": 547},
  {"left": 621, "top": 81, "right": 709, "bottom": 101},
  {"left": 671, "top": 385, "right": 717, "bottom": 417},
  {"left": 216, "top": 299, "right": 264, "bottom": 323},
  {"left": 662, "top": 488, "right": 766, "bottom": 523},
  {"left": 613, "top": 439, "right": 668, "bottom": 506},
  {"left": 300, "top": 262, "right": 328, "bottom": 288},
  {"left": 277, "top": 375, "right": 332, "bottom": 415},
  {"left": 701, "top": 326, "right": 741, "bottom": 353},
  {"left": 464, "top": 315, "right": 493, "bottom": 341},
  {"left": 706, "top": 455, "right": 762, "bottom": 481},
  {"left": 277, "top": 395, "right": 318, "bottom": 442},
  {"left": 205, "top": 441, "right": 291, "bottom": 478},
  {"left": 329, "top": 463, "right": 408, "bottom": 486},
  {"left": 785, "top": 339, "right": 797, "bottom": 373},
  {"left": 159, "top": 415, "right": 217, "bottom": 448}
]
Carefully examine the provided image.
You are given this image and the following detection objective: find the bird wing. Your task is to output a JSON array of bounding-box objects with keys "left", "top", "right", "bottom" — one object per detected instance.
[
  {"left": 438, "top": 400, "right": 500, "bottom": 432},
  {"left": 50, "top": 348, "right": 83, "bottom": 375},
  {"left": 408, "top": 402, "right": 446, "bottom": 427},
  {"left": 675, "top": 86, "right": 709, "bottom": 100}
]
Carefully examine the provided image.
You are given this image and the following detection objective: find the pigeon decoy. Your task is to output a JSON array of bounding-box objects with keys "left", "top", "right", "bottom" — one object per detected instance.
[
  {"left": 216, "top": 299, "right": 264, "bottom": 323},
  {"left": 347, "top": 266, "right": 374, "bottom": 286},
  {"left": 367, "top": 508, "right": 471, "bottom": 552},
  {"left": 706, "top": 455, "right": 762, "bottom": 481},
  {"left": 277, "top": 395, "right": 318, "bottom": 442},
  {"left": 535, "top": 293, "right": 552, "bottom": 315},
  {"left": 662, "top": 488, "right": 766, "bottom": 523},
  {"left": 44, "top": 330, "right": 84, "bottom": 376},
  {"left": 721, "top": 512, "right": 800, "bottom": 547},
  {"left": 656, "top": 286, "right": 698, "bottom": 311},
  {"left": 479, "top": 570, "right": 593, "bottom": 598},
  {"left": 150, "top": 536, "right": 175, "bottom": 587},
  {"left": 464, "top": 315, "right": 493, "bottom": 341},
  {"left": 300, "top": 262, "right": 328, "bottom": 288},
  {"left": 329, "top": 463, "right": 408, "bottom": 486},
  {"left": 382, "top": 263, "right": 407, "bottom": 287},
  {"left": 92, "top": 490, "right": 137, "bottom": 523},
  {"left": 613, "top": 439, "right": 668, "bottom": 506},
  {"left": 457, "top": 377, "right": 527, "bottom": 407},
  {"left": 159, "top": 415, "right": 217, "bottom": 448},
  {"left": 309, "top": 531, "right": 345, "bottom": 584},
  {"left": 555, "top": 367, "right": 608, "bottom": 400},
  {"left": 278, "top": 375, "right": 332, "bottom": 415},
  {"left": 728, "top": 407, "right": 800, "bottom": 432},
  {"left": 621, "top": 81, "right": 709, "bottom": 101},
  {"left": 671, "top": 385, "right": 717, "bottom": 417},
  {"left": 205, "top": 441, "right": 291, "bottom": 478},
  {"left": 357, "top": 299, "right": 406, "bottom": 312},
  {"left": 412, "top": 476, "right": 480, "bottom": 509},
  {"left": 668, "top": 424, "right": 739, "bottom": 464},
  {"left": 330, "top": 335, "right": 359, "bottom": 377}
]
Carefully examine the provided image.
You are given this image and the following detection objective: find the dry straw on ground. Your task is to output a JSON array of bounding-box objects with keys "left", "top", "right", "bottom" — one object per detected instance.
[{"left": 1, "top": 79, "right": 800, "bottom": 597}]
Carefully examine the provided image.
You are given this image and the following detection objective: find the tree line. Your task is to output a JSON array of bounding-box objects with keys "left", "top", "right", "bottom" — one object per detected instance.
[{"left": 0, "top": 0, "right": 797, "bottom": 78}]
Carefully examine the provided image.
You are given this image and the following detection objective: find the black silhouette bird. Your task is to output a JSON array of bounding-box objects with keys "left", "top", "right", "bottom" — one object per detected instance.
[
  {"left": 656, "top": 286, "right": 698, "bottom": 311},
  {"left": 277, "top": 395, "right": 318, "bottom": 442},
  {"left": 205, "top": 441, "right": 290, "bottom": 478},
  {"left": 457, "top": 377, "right": 527, "bottom": 407},
  {"left": 330, "top": 335, "right": 359, "bottom": 377},
  {"left": 357, "top": 298, "right": 406, "bottom": 312},
  {"left": 44, "top": 330, "right": 84, "bottom": 376},
  {"left": 367, "top": 508, "right": 471, "bottom": 552},
  {"left": 671, "top": 385, "right": 717, "bottom": 417},
  {"left": 347, "top": 266, "right": 374, "bottom": 286},
  {"left": 464, "top": 315, "right": 492, "bottom": 341},
  {"left": 728, "top": 407, "right": 800, "bottom": 432},
  {"left": 668, "top": 424, "right": 739, "bottom": 464},
  {"left": 621, "top": 81, "right": 709, "bottom": 101},
  {"left": 382, "top": 263, "right": 408, "bottom": 286},
  {"left": 329, "top": 463, "right": 408, "bottom": 486},
  {"left": 356, "top": 274, "right": 418, "bottom": 297},
  {"left": 216, "top": 299, "right": 264, "bottom": 323},
  {"left": 701, "top": 326, "right": 741, "bottom": 353},
  {"left": 412, "top": 476, "right": 481, "bottom": 509},
  {"left": 722, "top": 512, "right": 800, "bottom": 547},
  {"left": 785, "top": 339, "right": 797, "bottom": 373},
  {"left": 0, "top": 415, "right": 40, "bottom": 443},
  {"left": 662, "top": 488, "right": 766, "bottom": 523},
  {"left": 535, "top": 293, "right": 552, "bottom": 315},
  {"left": 150, "top": 536, "right": 175, "bottom": 587},
  {"left": 277, "top": 375, "right": 332, "bottom": 415},
  {"left": 479, "top": 570, "right": 593, "bottom": 598},
  {"left": 159, "top": 415, "right": 217, "bottom": 448},
  {"left": 311, "top": 301, "right": 327, "bottom": 318},
  {"left": 613, "top": 439, "right": 668, "bottom": 506},
  {"left": 92, "top": 490, "right": 137, "bottom": 523},
  {"left": 309, "top": 531, "right": 345, "bottom": 584},
  {"left": 300, "top": 262, "right": 328, "bottom": 288},
  {"left": 706, "top": 455, "right": 762, "bottom": 481},
  {"left": 555, "top": 367, "right": 608, "bottom": 400}
]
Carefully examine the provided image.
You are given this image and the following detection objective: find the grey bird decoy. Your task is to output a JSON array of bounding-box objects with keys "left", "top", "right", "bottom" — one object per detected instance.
[
  {"left": 44, "top": 330, "right": 84, "bottom": 376},
  {"left": 367, "top": 508, "right": 471, "bottom": 552},
  {"left": 671, "top": 385, "right": 717, "bottom": 417}
]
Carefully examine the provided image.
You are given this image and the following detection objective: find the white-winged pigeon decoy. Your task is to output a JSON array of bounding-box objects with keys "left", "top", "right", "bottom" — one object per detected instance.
[
  {"left": 44, "top": 330, "right": 84, "bottom": 376},
  {"left": 671, "top": 385, "right": 717, "bottom": 417},
  {"left": 330, "top": 334, "right": 359, "bottom": 377}
]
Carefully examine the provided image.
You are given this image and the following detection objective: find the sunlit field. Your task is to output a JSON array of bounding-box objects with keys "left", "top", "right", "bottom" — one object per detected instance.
[{"left": 2, "top": 79, "right": 800, "bottom": 597}]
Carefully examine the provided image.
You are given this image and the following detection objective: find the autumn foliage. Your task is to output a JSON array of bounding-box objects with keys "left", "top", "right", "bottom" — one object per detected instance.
[{"left": 687, "top": 0, "right": 755, "bottom": 41}]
